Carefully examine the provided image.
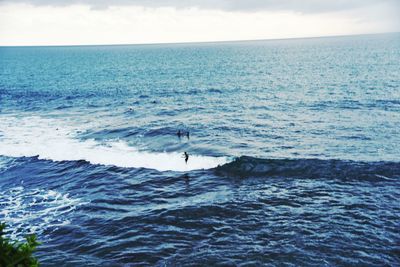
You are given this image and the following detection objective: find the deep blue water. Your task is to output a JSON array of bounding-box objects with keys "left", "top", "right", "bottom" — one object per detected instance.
[{"left": 1, "top": 33, "right": 400, "bottom": 266}]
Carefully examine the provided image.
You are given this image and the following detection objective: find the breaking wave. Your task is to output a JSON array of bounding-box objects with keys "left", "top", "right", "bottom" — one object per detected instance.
[{"left": 0, "top": 116, "right": 228, "bottom": 172}]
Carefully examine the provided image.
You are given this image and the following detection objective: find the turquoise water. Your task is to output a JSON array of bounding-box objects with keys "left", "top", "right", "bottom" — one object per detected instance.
[{"left": 1, "top": 33, "right": 400, "bottom": 265}]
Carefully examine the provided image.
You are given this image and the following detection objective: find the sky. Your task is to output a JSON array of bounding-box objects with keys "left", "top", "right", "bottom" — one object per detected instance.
[{"left": 0, "top": 0, "right": 399, "bottom": 46}]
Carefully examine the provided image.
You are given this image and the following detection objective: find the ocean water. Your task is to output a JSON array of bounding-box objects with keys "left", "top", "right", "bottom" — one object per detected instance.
[{"left": 0, "top": 33, "right": 399, "bottom": 266}]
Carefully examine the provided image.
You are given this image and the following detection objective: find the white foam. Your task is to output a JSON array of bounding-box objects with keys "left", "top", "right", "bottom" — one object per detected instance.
[
  {"left": 0, "top": 115, "right": 229, "bottom": 171},
  {"left": 0, "top": 186, "right": 82, "bottom": 241}
]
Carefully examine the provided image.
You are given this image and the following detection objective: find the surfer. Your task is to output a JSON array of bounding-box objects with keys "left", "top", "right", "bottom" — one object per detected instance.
[
  {"left": 177, "top": 130, "right": 182, "bottom": 138},
  {"left": 183, "top": 152, "right": 189, "bottom": 164},
  {"left": 186, "top": 131, "right": 190, "bottom": 139}
]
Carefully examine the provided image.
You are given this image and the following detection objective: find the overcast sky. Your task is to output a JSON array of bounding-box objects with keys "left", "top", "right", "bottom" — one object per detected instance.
[{"left": 0, "top": 0, "right": 399, "bottom": 46}]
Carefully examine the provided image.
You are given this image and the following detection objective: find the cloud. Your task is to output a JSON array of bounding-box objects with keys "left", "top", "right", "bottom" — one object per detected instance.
[
  {"left": 0, "top": 2, "right": 398, "bottom": 46},
  {"left": 0, "top": 0, "right": 398, "bottom": 46},
  {"left": 0, "top": 0, "right": 399, "bottom": 13}
]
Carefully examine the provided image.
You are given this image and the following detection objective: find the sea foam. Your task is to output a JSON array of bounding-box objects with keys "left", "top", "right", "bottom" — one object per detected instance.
[{"left": 0, "top": 186, "right": 82, "bottom": 241}]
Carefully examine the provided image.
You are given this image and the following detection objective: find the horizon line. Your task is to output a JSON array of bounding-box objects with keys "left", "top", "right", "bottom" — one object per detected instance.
[{"left": 0, "top": 31, "right": 398, "bottom": 48}]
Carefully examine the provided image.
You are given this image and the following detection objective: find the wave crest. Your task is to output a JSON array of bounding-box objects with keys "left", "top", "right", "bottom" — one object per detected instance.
[{"left": 215, "top": 156, "right": 400, "bottom": 180}]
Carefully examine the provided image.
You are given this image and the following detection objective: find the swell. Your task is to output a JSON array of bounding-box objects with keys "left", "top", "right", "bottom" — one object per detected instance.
[{"left": 215, "top": 156, "right": 400, "bottom": 180}]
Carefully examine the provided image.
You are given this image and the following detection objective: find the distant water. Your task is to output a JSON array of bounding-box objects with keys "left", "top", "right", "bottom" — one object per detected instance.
[{"left": 1, "top": 33, "right": 400, "bottom": 266}]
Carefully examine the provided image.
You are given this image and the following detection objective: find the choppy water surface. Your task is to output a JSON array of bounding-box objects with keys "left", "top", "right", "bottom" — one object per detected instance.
[{"left": 1, "top": 33, "right": 400, "bottom": 266}]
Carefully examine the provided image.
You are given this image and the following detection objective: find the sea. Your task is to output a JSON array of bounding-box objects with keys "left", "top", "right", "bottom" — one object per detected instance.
[{"left": 0, "top": 33, "right": 399, "bottom": 266}]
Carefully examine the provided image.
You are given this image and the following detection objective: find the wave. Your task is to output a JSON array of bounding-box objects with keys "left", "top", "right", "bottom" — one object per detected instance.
[
  {"left": 215, "top": 156, "right": 400, "bottom": 180},
  {"left": 0, "top": 116, "right": 228, "bottom": 172},
  {"left": 3, "top": 115, "right": 399, "bottom": 177}
]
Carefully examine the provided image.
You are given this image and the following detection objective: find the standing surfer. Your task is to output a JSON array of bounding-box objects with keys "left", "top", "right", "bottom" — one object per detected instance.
[{"left": 183, "top": 152, "right": 189, "bottom": 164}]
